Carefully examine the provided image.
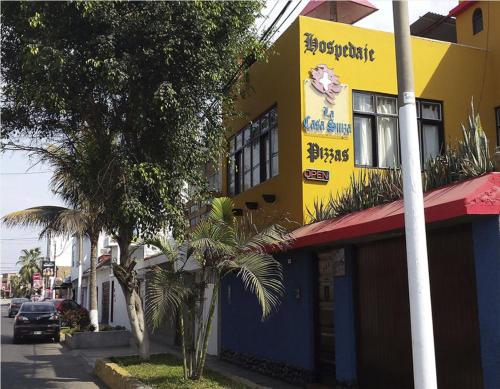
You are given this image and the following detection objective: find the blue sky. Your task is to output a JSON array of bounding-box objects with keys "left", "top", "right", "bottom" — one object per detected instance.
[{"left": 0, "top": 0, "right": 457, "bottom": 273}]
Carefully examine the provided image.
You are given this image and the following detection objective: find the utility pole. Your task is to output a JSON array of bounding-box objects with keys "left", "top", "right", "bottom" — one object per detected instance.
[
  {"left": 392, "top": 2, "right": 437, "bottom": 389},
  {"left": 77, "top": 234, "right": 83, "bottom": 304}
]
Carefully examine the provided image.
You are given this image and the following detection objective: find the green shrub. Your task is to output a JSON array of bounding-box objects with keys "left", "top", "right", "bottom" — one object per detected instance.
[{"left": 61, "top": 307, "right": 90, "bottom": 329}]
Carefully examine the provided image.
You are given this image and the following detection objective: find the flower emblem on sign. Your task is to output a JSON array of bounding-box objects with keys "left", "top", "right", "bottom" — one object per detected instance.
[{"left": 310, "top": 64, "right": 341, "bottom": 104}]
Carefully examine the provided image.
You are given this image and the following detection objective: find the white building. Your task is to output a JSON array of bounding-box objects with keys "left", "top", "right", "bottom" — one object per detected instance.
[
  {"left": 69, "top": 233, "right": 219, "bottom": 356},
  {"left": 139, "top": 249, "right": 220, "bottom": 356}
]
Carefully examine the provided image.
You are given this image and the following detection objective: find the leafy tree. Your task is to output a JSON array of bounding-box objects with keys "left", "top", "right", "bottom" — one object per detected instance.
[
  {"left": 16, "top": 248, "right": 43, "bottom": 289},
  {"left": 2, "top": 1, "right": 265, "bottom": 359},
  {"left": 146, "top": 197, "right": 287, "bottom": 380}
]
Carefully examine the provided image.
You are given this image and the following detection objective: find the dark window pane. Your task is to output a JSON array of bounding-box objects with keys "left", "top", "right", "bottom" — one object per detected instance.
[{"left": 473, "top": 8, "right": 483, "bottom": 35}]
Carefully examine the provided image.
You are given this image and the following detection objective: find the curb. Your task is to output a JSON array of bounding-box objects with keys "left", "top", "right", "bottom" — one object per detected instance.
[{"left": 94, "top": 359, "right": 152, "bottom": 389}]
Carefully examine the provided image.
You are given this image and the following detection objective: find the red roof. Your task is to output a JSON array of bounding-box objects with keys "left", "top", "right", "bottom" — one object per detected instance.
[
  {"left": 448, "top": 1, "right": 477, "bottom": 17},
  {"left": 300, "top": 0, "right": 378, "bottom": 24},
  {"left": 290, "top": 173, "right": 500, "bottom": 250}
]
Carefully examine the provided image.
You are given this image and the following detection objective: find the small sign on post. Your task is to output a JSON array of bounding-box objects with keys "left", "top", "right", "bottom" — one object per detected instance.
[{"left": 41, "top": 261, "right": 55, "bottom": 277}]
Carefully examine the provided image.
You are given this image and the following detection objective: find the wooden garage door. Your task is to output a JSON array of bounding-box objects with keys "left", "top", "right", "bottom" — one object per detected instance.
[{"left": 356, "top": 224, "right": 483, "bottom": 389}]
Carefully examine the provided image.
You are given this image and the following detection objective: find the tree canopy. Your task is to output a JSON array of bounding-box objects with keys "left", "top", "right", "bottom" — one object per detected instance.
[{"left": 1, "top": 1, "right": 265, "bottom": 238}]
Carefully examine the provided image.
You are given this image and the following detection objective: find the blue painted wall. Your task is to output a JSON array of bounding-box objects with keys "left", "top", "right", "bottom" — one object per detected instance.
[
  {"left": 472, "top": 216, "right": 500, "bottom": 389},
  {"left": 221, "top": 250, "right": 316, "bottom": 370},
  {"left": 334, "top": 247, "right": 357, "bottom": 382}
]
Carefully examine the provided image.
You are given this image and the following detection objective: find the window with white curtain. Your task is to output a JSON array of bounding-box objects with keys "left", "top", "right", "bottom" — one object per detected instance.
[
  {"left": 354, "top": 92, "right": 443, "bottom": 169},
  {"left": 354, "top": 116, "right": 373, "bottom": 166},
  {"left": 417, "top": 100, "right": 444, "bottom": 168},
  {"left": 353, "top": 92, "right": 399, "bottom": 168},
  {"left": 228, "top": 106, "right": 278, "bottom": 195}
]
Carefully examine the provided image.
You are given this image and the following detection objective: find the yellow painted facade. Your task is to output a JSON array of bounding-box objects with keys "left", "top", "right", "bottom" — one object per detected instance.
[{"left": 224, "top": 2, "right": 500, "bottom": 226}]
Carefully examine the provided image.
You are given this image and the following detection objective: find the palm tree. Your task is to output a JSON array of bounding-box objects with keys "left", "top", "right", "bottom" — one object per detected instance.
[
  {"left": 16, "top": 247, "right": 43, "bottom": 289},
  {"left": 2, "top": 139, "right": 105, "bottom": 332},
  {"left": 3, "top": 205, "right": 102, "bottom": 331},
  {"left": 146, "top": 197, "right": 288, "bottom": 380}
]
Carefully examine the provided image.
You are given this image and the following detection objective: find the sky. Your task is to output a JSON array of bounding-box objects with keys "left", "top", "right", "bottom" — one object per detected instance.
[{"left": 0, "top": 0, "right": 458, "bottom": 273}]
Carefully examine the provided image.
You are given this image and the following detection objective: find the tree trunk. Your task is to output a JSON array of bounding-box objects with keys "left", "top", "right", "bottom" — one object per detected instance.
[
  {"left": 179, "top": 310, "right": 188, "bottom": 379},
  {"left": 89, "top": 236, "right": 99, "bottom": 331},
  {"left": 194, "top": 278, "right": 219, "bottom": 379},
  {"left": 114, "top": 234, "right": 150, "bottom": 360},
  {"left": 121, "top": 286, "right": 150, "bottom": 360}
]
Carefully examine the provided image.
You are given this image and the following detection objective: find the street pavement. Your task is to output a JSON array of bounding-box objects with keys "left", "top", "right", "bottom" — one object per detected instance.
[{"left": 1, "top": 302, "right": 105, "bottom": 389}]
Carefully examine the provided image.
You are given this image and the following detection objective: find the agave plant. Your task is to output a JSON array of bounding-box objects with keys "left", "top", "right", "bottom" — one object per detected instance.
[
  {"left": 458, "top": 102, "right": 493, "bottom": 176},
  {"left": 145, "top": 197, "right": 288, "bottom": 380}
]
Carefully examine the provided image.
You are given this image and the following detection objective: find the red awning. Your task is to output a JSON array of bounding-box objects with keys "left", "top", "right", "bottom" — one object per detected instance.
[
  {"left": 290, "top": 172, "right": 500, "bottom": 250},
  {"left": 448, "top": 1, "right": 477, "bottom": 17}
]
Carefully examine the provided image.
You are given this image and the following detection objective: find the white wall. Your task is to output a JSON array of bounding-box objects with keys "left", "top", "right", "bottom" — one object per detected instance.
[
  {"left": 70, "top": 233, "right": 107, "bottom": 281},
  {"left": 140, "top": 253, "right": 219, "bottom": 356},
  {"left": 95, "top": 265, "right": 130, "bottom": 329},
  {"left": 51, "top": 235, "right": 73, "bottom": 267}
]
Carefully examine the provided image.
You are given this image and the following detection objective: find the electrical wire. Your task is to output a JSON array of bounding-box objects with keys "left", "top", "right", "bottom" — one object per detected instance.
[
  {"left": 256, "top": 0, "right": 280, "bottom": 34},
  {"left": 264, "top": 0, "right": 305, "bottom": 45},
  {"left": 260, "top": 1, "right": 292, "bottom": 43}
]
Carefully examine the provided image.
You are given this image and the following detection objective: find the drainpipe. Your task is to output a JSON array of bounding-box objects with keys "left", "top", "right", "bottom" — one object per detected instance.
[{"left": 393, "top": 2, "right": 437, "bottom": 389}]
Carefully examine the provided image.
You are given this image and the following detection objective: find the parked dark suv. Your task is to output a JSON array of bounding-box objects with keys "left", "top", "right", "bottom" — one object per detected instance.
[
  {"left": 8, "top": 298, "right": 30, "bottom": 317},
  {"left": 13, "top": 302, "right": 60, "bottom": 343}
]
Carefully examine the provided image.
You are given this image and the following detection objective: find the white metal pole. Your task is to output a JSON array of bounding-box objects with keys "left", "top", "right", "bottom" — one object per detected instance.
[
  {"left": 77, "top": 234, "right": 83, "bottom": 304},
  {"left": 393, "top": 2, "right": 438, "bottom": 389}
]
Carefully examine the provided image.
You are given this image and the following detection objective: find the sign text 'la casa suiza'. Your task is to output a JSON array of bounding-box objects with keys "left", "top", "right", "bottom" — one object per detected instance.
[{"left": 304, "top": 33, "right": 375, "bottom": 62}]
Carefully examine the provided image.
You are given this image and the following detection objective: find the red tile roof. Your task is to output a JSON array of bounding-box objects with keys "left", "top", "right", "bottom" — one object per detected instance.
[
  {"left": 290, "top": 172, "right": 500, "bottom": 250},
  {"left": 448, "top": 1, "right": 477, "bottom": 17}
]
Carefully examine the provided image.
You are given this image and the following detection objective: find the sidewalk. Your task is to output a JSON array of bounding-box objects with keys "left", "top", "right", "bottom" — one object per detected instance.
[{"left": 71, "top": 338, "right": 300, "bottom": 389}]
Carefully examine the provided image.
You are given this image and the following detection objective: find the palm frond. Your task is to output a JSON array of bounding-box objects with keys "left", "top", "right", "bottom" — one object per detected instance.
[
  {"left": 239, "top": 223, "right": 290, "bottom": 253},
  {"left": 191, "top": 219, "right": 236, "bottom": 262},
  {"left": 223, "top": 252, "right": 284, "bottom": 319},
  {"left": 2, "top": 206, "right": 69, "bottom": 234},
  {"left": 145, "top": 236, "right": 179, "bottom": 263},
  {"left": 2, "top": 206, "right": 89, "bottom": 237},
  {"left": 145, "top": 265, "right": 189, "bottom": 331},
  {"left": 208, "top": 197, "right": 234, "bottom": 226}
]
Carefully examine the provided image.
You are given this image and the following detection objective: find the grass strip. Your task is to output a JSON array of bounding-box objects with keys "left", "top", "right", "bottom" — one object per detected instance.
[{"left": 112, "top": 353, "right": 250, "bottom": 389}]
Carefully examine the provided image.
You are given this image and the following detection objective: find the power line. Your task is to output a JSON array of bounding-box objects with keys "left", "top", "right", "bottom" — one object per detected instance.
[
  {"left": 265, "top": 0, "right": 306, "bottom": 44},
  {"left": 256, "top": 1, "right": 280, "bottom": 33},
  {"left": 260, "top": 1, "right": 292, "bottom": 43}
]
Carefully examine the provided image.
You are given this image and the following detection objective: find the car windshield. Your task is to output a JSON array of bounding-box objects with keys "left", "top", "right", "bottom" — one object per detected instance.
[{"left": 19, "top": 303, "right": 55, "bottom": 313}]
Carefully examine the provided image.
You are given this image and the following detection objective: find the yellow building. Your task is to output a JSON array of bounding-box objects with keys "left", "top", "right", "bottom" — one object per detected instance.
[{"left": 221, "top": 0, "right": 500, "bottom": 227}]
